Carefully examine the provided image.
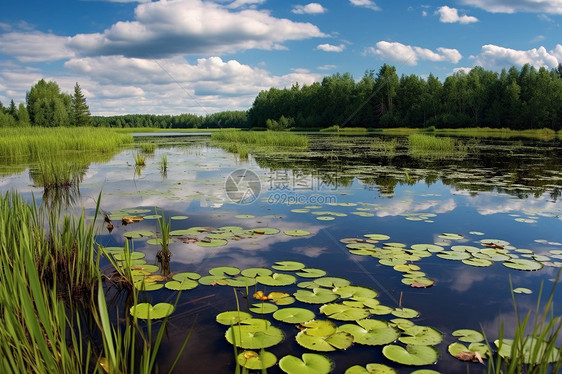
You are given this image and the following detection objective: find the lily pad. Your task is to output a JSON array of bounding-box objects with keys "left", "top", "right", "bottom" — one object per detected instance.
[
  {"left": 296, "top": 329, "right": 353, "bottom": 351},
  {"left": 237, "top": 350, "right": 277, "bottom": 370},
  {"left": 320, "top": 303, "right": 371, "bottom": 321},
  {"left": 284, "top": 230, "right": 311, "bottom": 236},
  {"left": 279, "top": 354, "right": 333, "bottom": 374},
  {"left": 513, "top": 287, "right": 533, "bottom": 294},
  {"left": 216, "top": 311, "right": 253, "bottom": 325},
  {"left": 172, "top": 272, "right": 201, "bottom": 281},
  {"left": 257, "top": 273, "right": 297, "bottom": 286},
  {"left": 448, "top": 342, "right": 490, "bottom": 362},
  {"left": 241, "top": 268, "right": 273, "bottom": 277},
  {"left": 503, "top": 259, "right": 543, "bottom": 271},
  {"left": 197, "top": 238, "right": 228, "bottom": 247},
  {"left": 296, "top": 268, "right": 327, "bottom": 278},
  {"left": 273, "top": 307, "right": 316, "bottom": 324},
  {"left": 345, "top": 364, "right": 397, "bottom": 374},
  {"left": 114, "top": 252, "right": 146, "bottom": 261},
  {"left": 334, "top": 286, "right": 378, "bottom": 300},
  {"left": 399, "top": 325, "right": 443, "bottom": 345},
  {"left": 452, "top": 329, "right": 484, "bottom": 343},
  {"left": 391, "top": 307, "right": 420, "bottom": 319},
  {"left": 227, "top": 277, "right": 258, "bottom": 287},
  {"left": 165, "top": 279, "right": 198, "bottom": 291},
  {"left": 123, "top": 230, "right": 154, "bottom": 239},
  {"left": 338, "top": 322, "right": 399, "bottom": 346},
  {"left": 462, "top": 258, "right": 494, "bottom": 267},
  {"left": 272, "top": 261, "right": 306, "bottom": 271},
  {"left": 314, "top": 277, "right": 351, "bottom": 288},
  {"left": 252, "top": 227, "right": 280, "bottom": 235},
  {"left": 249, "top": 303, "right": 279, "bottom": 314},
  {"left": 364, "top": 234, "right": 390, "bottom": 241},
  {"left": 129, "top": 302, "right": 174, "bottom": 320},
  {"left": 225, "top": 320, "right": 284, "bottom": 349},
  {"left": 294, "top": 288, "right": 339, "bottom": 304},
  {"left": 382, "top": 344, "right": 439, "bottom": 366},
  {"left": 209, "top": 266, "right": 240, "bottom": 277}
]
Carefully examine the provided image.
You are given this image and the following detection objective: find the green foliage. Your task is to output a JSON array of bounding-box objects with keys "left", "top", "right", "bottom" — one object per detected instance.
[
  {"left": 71, "top": 82, "right": 91, "bottom": 127},
  {"left": 211, "top": 130, "right": 308, "bottom": 147},
  {"left": 0, "top": 127, "right": 133, "bottom": 161},
  {"left": 26, "top": 79, "right": 72, "bottom": 127},
  {"left": 134, "top": 152, "right": 146, "bottom": 166}
]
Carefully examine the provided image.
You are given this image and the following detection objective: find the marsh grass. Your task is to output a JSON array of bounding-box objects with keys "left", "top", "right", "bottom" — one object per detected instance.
[
  {"left": 33, "top": 157, "right": 87, "bottom": 190},
  {"left": 372, "top": 137, "right": 398, "bottom": 154},
  {"left": 408, "top": 133, "right": 467, "bottom": 159},
  {"left": 430, "top": 127, "right": 558, "bottom": 141},
  {"left": 160, "top": 154, "right": 168, "bottom": 174},
  {"left": 139, "top": 142, "right": 157, "bottom": 153},
  {"left": 134, "top": 152, "right": 146, "bottom": 166},
  {"left": 211, "top": 130, "right": 308, "bottom": 147},
  {"left": 0, "top": 127, "right": 133, "bottom": 161},
  {"left": 487, "top": 272, "right": 562, "bottom": 374}
]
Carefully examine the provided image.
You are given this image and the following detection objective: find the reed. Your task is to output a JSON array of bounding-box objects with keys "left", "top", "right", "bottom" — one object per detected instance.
[
  {"left": 139, "top": 142, "right": 157, "bottom": 153},
  {"left": 134, "top": 152, "right": 146, "bottom": 166},
  {"left": 487, "top": 272, "right": 561, "bottom": 374},
  {"left": 33, "top": 157, "right": 86, "bottom": 190},
  {"left": 372, "top": 137, "right": 398, "bottom": 154},
  {"left": 211, "top": 130, "right": 308, "bottom": 147},
  {"left": 0, "top": 127, "right": 133, "bottom": 161},
  {"left": 160, "top": 154, "right": 168, "bottom": 174}
]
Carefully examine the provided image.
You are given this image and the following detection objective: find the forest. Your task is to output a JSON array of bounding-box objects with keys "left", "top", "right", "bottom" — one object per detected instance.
[{"left": 2, "top": 63, "right": 562, "bottom": 130}]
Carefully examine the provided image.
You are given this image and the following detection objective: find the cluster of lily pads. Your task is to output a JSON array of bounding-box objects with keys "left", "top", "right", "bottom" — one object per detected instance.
[{"left": 342, "top": 232, "right": 562, "bottom": 291}]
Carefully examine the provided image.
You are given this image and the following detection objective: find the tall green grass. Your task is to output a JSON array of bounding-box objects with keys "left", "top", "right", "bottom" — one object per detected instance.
[
  {"left": 408, "top": 133, "right": 467, "bottom": 158},
  {"left": 0, "top": 127, "right": 133, "bottom": 161},
  {"left": 139, "top": 142, "right": 157, "bottom": 153},
  {"left": 372, "top": 137, "right": 398, "bottom": 154},
  {"left": 134, "top": 152, "right": 146, "bottom": 166},
  {"left": 211, "top": 130, "right": 308, "bottom": 147},
  {"left": 487, "top": 273, "right": 561, "bottom": 374}
]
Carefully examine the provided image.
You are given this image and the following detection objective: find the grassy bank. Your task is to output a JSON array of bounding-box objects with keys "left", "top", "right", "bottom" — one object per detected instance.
[
  {"left": 0, "top": 127, "right": 134, "bottom": 161},
  {"left": 212, "top": 130, "right": 308, "bottom": 147},
  {"left": 378, "top": 127, "right": 561, "bottom": 140}
]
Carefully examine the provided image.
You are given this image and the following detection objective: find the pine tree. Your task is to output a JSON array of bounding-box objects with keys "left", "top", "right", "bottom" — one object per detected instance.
[{"left": 71, "top": 82, "right": 91, "bottom": 126}]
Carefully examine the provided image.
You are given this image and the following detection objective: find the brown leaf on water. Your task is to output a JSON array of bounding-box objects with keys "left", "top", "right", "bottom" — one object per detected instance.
[
  {"left": 122, "top": 216, "right": 143, "bottom": 224},
  {"left": 454, "top": 351, "right": 484, "bottom": 364}
]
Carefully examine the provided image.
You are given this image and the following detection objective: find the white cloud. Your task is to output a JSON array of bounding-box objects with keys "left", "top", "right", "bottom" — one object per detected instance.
[
  {"left": 437, "top": 6, "right": 479, "bottom": 24},
  {"left": 461, "top": 0, "right": 562, "bottom": 14},
  {"left": 0, "top": 31, "right": 75, "bottom": 62},
  {"left": 365, "top": 41, "right": 462, "bottom": 65},
  {"left": 225, "top": 0, "right": 266, "bottom": 8},
  {"left": 316, "top": 43, "right": 345, "bottom": 52},
  {"left": 318, "top": 64, "right": 337, "bottom": 70},
  {"left": 474, "top": 44, "right": 562, "bottom": 70},
  {"left": 453, "top": 67, "right": 473, "bottom": 74},
  {"left": 68, "top": 0, "right": 325, "bottom": 58},
  {"left": 293, "top": 3, "right": 326, "bottom": 14},
  {"left": 349, "top": 0, "right": 380, "bottom": 11}
]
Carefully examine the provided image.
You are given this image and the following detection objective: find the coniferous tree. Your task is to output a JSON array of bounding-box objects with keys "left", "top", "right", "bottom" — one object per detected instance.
[{"left": 71, "top": 82, "right": 91, "bottom": 126}]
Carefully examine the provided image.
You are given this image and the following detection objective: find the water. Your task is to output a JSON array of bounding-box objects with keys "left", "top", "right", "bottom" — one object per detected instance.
[{"left": 1, "top": 134, "right": 561, "bottom": 373}]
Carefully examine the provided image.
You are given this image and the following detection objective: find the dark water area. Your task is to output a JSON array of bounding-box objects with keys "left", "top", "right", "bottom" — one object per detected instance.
[{"left": 1, "top": 134, "right": 561, "bottom": 373}]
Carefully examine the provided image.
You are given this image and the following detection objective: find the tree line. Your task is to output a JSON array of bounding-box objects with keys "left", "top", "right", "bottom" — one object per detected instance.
[
  {"left": 248, "top": 63, "right": 562, "bottom": 130},
  {"left": 3, "top": 63, "right": 562, "bottom": 130},
  {"left": 0, "top": 79, "right": 91, "bottom": 128}
]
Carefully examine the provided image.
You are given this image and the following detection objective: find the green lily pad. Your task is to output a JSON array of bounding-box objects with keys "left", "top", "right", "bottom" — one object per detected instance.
[
  {"left": 114, "top": 252, "right": 146, "bottom": 261},
  {"left": 134, "top": 281, "right": 164, "bottom": 291},
  {"left": 197, "top": 238, "right": 228, "bottom": 247},
  {"left": 241, "top": 268, "right": 273, "bottom": 277},
  {"left": 129, "top": 302, "right": 174, "bottom": 320},
  {"left": 317, "top": 216, "right": 335, "bottom": 221},
  {"left": 410, "top": 244, "right": 444, "bottom": 252},
  {"left": 235, "top": 214, "right": 255, "bottom": 219},
  {"left": 411, "top": 370, "right": 441, "bottom": 374},
  {"left": 369, "top": 305, "right": 394, "bottom": 315},
  {"left": 172, "top": 272, "right": 201, "bottom": 281},
  {"left": 198, "top": 275, "right": 229, "bottom": 285},
  {"left": 279, "top": 353, "right": 333, "bottom": 374},
  {"left": 237, "top": 350, "right": 277, "bottom": 370},
  {"left": 170, "top": 215, "right": 188, "bottom": 220},
  {"left": 391, "top": 308, "right": 419, "bottom": 318},
  {"left": 272, "top": 261, "right": 306, "bottom": 271},
  {"left": 399, "top": 325, "right": 443, "bottom": 345},
  {"left": 452, "top": 329, "right": 485, "bottom": 343},
  {"left": 338, "top": 322, "right": 399, "bottom": 346},
  {"left": 438, "top": 233, "right": 464, "bottom": 240},
  {"left": 130, "top": 264, "right": 159, "bottom": 273},
  {"left": 314, "top": 277, "right": 351, "bottom": 288},
  {"left": 209, "top": 266, "right": 240, "bottom": 277},
  {"left": 364, "top": 234, "right": 390, "bottom": 241},
  {"left": 513, "top": 287, "right": 533, "bottom": 294},
  {"left": 273, "top": 307, "right": 316, "bottom": 324},
  {"left": 300, "top": 320, "right": 337, "bottom": 336},
  {"left": 436, "top": 251, "right": 471, "bottom": 260},
  {"left": 165, "top": 279, "right": 198, "bottom": 291},
  {"left": 320, "top": 303, "right": 371, "bottom": 321},
  {"left": 334, "top": 286, "right": 378, "bottom": 300},
  {"left": 227, "top": 277, "right": 257, "bottom": 287},
  {"left": 284, "top": 230, "right": 311, "bottom": 236},
  {"left": 345, "top": 363, "right": 397, "bottom": 374},
  {"left": 216, "top": 311, "right": 253, "bottom": 325},
  {"left": 294, "top": 288, "right": 338, "bottom": 304},
  {"left": 382, "top": 344, "right": 439, "bottom": 366},
  {"left": 257, "top": 273, "right": 297, "bottom": 286},
  {"left": 123, "top": 230, "right": 154, "bottom": 239},
  {"left": 225, "top": 321, "right": 284, "bottom": 349},
  {"left": 462, "top": 258, "right": 494, "bottom": 267},
  {"left": 249, "top": 303, "right": 279, "bottom": 314},
  {"left": 296, "top": 268, "right": 327, "bottom": 278},
  {"left": 503, "top": 259, "right": 543, "bottom": 271},
  {"left": 296, "top": 330, "right": 353, "bottom": 351}
]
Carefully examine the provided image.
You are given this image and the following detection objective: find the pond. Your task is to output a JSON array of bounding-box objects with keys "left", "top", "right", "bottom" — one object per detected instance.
[{"left": 1, "top": 133, "right": 561, "bottom": 373}]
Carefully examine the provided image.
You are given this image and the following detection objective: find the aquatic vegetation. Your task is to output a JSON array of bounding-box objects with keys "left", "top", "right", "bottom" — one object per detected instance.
[
  {"left": 33, "top": 156, "right": 86, "bottom": 190},
  {"left": 0, "top": 127, "right": 133, "bottom": 161},
  {"left": 134, "top": 152, "right": 146, "bottom": 166},
  {"left": 211, "top": 130, "right": 308, "bottom": 147},
  {"left": 160, "top": 153, "right": 167, "bottom": 175},
  {"left": 139, "top": 142, "right": 157, "bottom": 153},
  {"left": 372, "top": 136, "right": 399, "bottom": 154}
]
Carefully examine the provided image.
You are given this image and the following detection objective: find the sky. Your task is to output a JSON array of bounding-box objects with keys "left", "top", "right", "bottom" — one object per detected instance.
[{"left": 1, "top": 0, "right": 562, "bottom": 116}]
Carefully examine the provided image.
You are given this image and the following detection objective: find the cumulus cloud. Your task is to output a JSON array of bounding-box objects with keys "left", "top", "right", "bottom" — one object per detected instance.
[
  {"left": 0, "top": 31, "right": 75, "bottom": 62},
  {"left": 460, "top": 0, "right": 562, "bottom": 14},
  {"left": 293, "top": 3, "right": 326, "bottom": 14},
  {"left": 474, "top": 44, "right": 562, "bottom": 69},
  {"left": 318, "top": 64, "right": 337, "bottom": 70},
  {"left": 437, "top": 6, "right": 479, "bottom": 23},
  {"left": 225, "top": 0, "right": 266, "bottom": 8},
  {"left": 349, "top": 0, "right": 380, "bottom": 11},
  {"left": 67, "top": 0, "right": 325, "bottom": 58},
  {"left": 365, "top": 41, "right": 462, "bottom": 65},
  {"left": 316, "top": 43, "right": 345, "bottom": 52}
]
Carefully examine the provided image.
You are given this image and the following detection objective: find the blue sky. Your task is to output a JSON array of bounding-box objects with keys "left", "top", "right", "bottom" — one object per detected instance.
[{"left": 1, "top": 0, "right": 561, "bottom": 115}]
